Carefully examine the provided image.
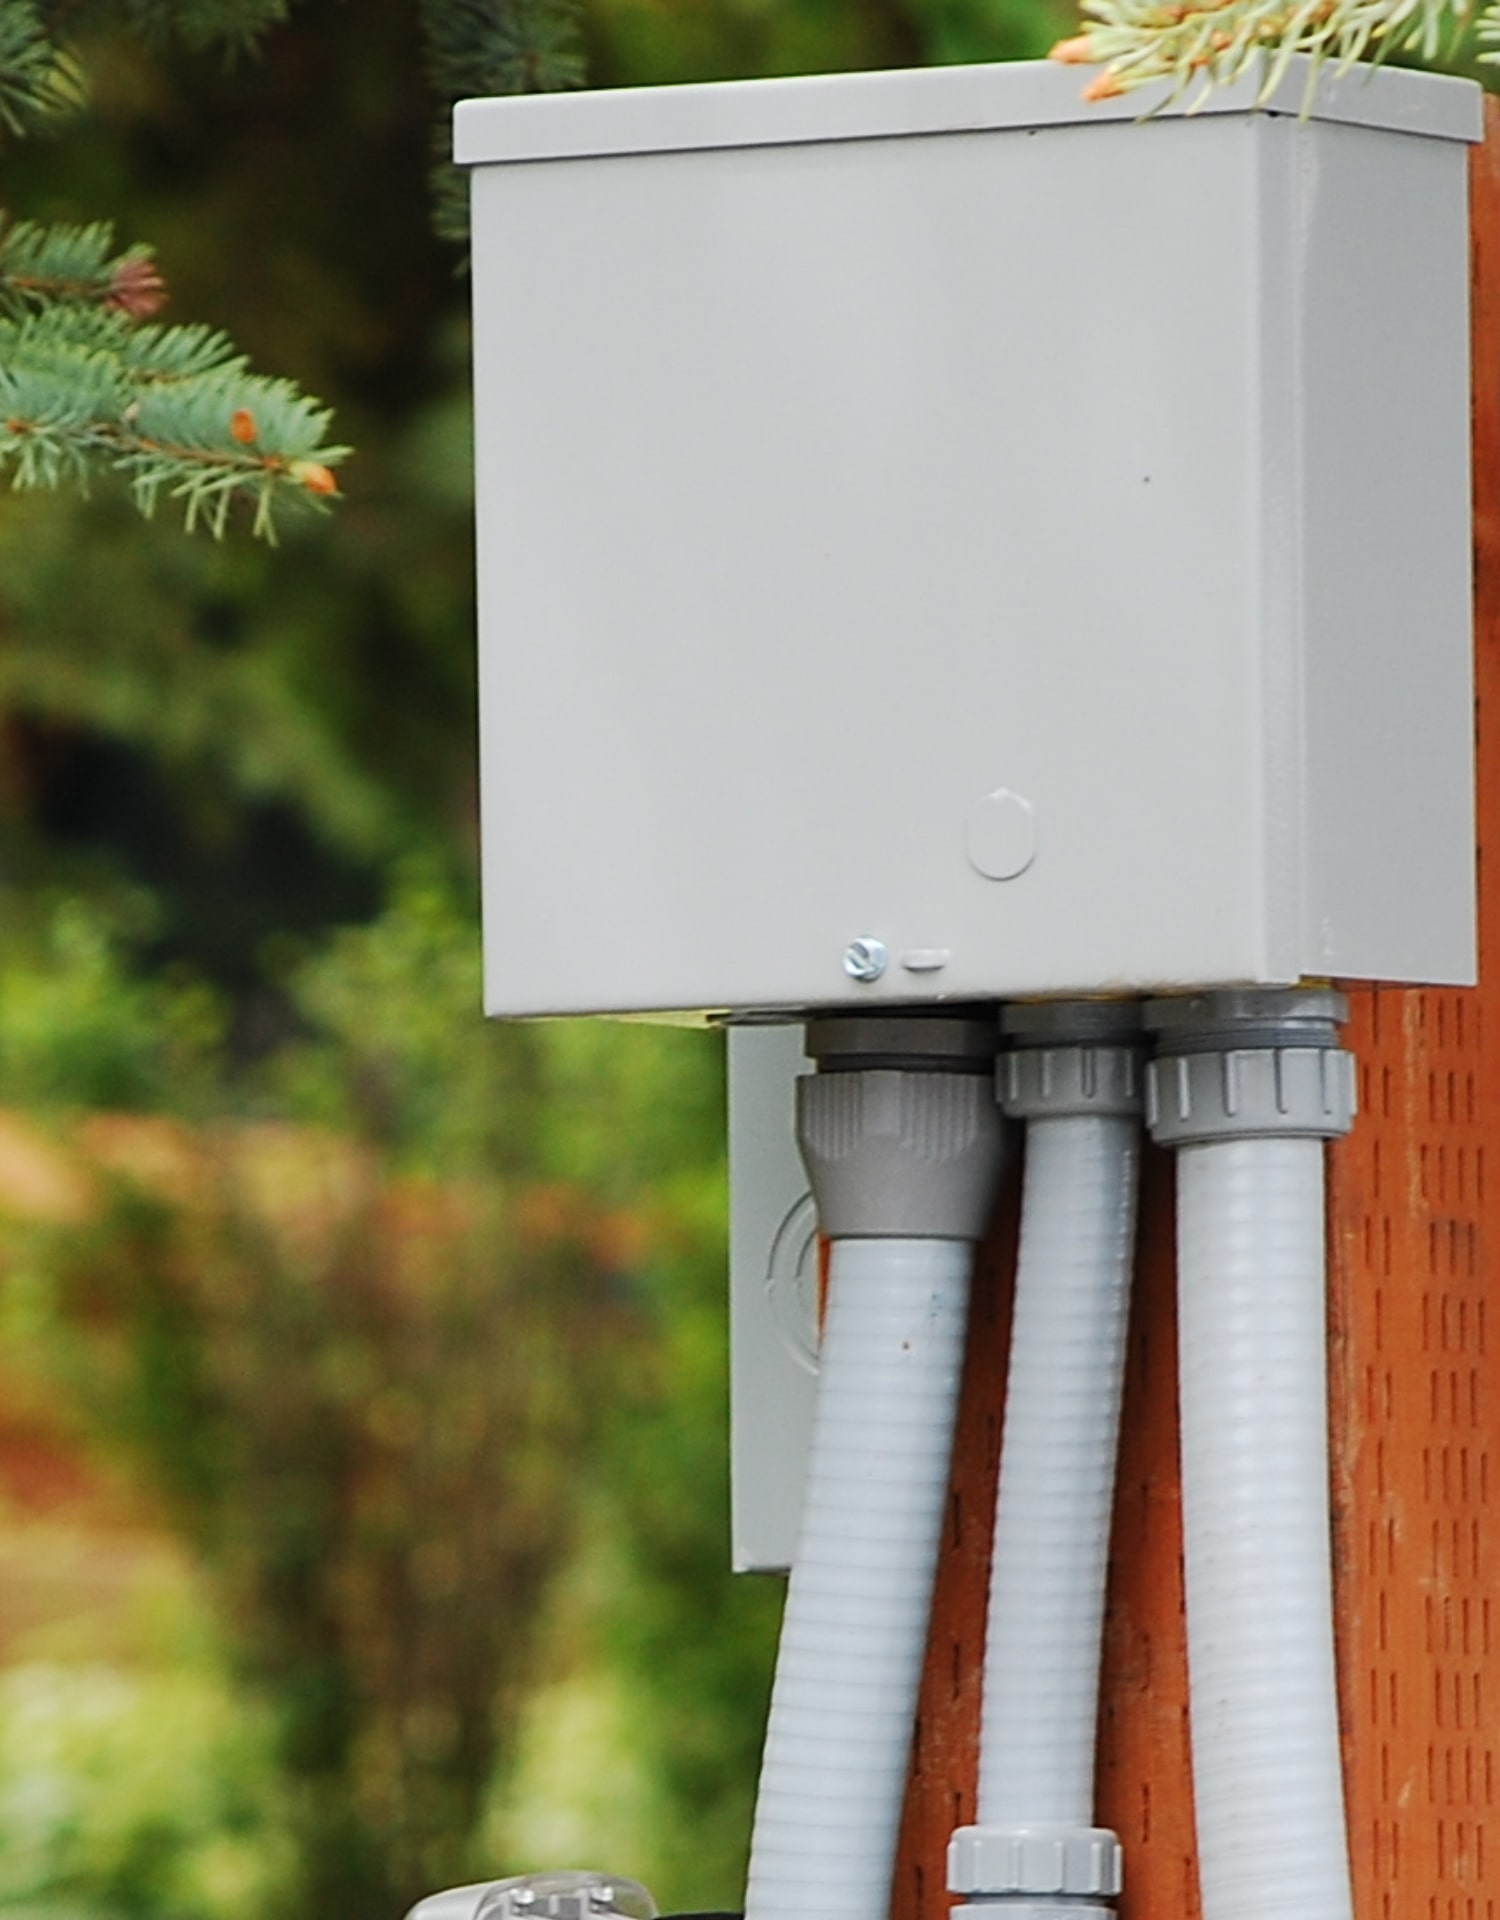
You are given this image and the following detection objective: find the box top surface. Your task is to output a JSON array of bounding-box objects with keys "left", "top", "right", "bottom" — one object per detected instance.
[{"left": 453, "top": 56, "right": 1482, "bottom": 166}]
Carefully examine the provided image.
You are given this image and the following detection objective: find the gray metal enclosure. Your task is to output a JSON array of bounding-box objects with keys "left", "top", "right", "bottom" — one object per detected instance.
[{"left": 458, "top": 60, "right": 1480, "bottom": 1021}]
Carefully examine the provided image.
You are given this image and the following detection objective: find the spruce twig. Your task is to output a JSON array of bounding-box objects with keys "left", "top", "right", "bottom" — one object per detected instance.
[
  {"left": 418, "top": 0, "right": 584, "bottom": 243},
  {"left": 0, "top": 0, "right": 347, "bottom": 538},
  {"left": 1050, "top": 0, "right": 1488, "bottom": 103},
  {"left": 419, "top": 0, "right": 584, "bottom": 98},
  {"left": 0, "top": 279, "right": 347, "bottom": 539},
  {"left": 0, "top": 21, "right": 346, "bottom": 537},
  {"left": 0, "top": 218, "right": 164, "bottom": 317},
  {"left": 0, "top": 0, "right": 83, "bottom": 136},
  {"left": 35, "top": 0, "right": 294, "bottom": 55}
]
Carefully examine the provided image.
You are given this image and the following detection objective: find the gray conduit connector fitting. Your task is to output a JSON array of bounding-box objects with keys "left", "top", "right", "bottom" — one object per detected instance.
[
  {"left": 1143, "top": 987, "right": 1356, "bottom": 1146},
  {"left": 1000, "top": 999, "right": 1145, "bottom": 1121},
  {"left": 797, "top": 1010, "right": 1007, "bottom": 1239},
  {"left": 948, "top": 1825, "right": 1123, "bottom": 1920}
]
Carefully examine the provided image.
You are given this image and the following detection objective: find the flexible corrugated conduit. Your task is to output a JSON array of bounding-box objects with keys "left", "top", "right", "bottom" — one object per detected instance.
[
  {"left": 949, "top": 1002, "right": 1142, "bottom": 1920},
  {"left": 1146, "top": 989, "right": 1358, "bottom": 1920},
  {"left": 743, "top": 1012, "right": 1005, "bottom": 1920},
  {"left": 745, "top": 1234, "right": 974, "bottom": 1919}
]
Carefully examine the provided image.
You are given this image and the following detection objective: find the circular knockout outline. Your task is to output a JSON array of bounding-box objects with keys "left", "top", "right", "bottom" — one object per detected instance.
[{"left": 765, "top": 1190, "right": 821, "bottom": 1374}]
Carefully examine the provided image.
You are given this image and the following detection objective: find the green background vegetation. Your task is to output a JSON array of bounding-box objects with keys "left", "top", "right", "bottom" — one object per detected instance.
[{"left": 0, "top": 1, "right": 1072, "bottom": 1914}]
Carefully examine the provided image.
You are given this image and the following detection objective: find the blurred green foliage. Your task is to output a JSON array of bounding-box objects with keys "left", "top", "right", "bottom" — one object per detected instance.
[
  {"left": 0, "top": 898, "right": 223, "bottom": 1111},
  {"left": 1, "top": 883, "right": 628, "bottom": 1916},
  {"left": 0, "top": 1662, "right": 294, "bottom": 1920},
  {"left": 0, "top": 0, "right": 1073, "bottom": 1915},
  {"left": 0, "top": 874, "right": 772, "bottom": 1915}
]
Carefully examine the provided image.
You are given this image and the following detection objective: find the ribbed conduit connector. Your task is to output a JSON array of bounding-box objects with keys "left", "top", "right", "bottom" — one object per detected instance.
[
  {"left": 1144, "top": 987, "right": 1356, "bottom": 1920},
  {"left": 743, "top": 1010, "right": 1006, "bottom": 1920},
  {"left": 950, "top": 999, "right": 1141, "bottom": 1920},
  {"left": 795, "top": 1011, "right": 1005, "bottom": 1241}
]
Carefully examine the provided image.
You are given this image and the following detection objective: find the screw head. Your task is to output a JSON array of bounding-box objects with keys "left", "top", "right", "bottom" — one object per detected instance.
[{"left": 843, "top": 937, "right": 888, "bottom": 983}]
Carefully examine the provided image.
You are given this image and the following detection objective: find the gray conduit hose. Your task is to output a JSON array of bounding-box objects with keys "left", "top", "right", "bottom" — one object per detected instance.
[
  {"left": 950, "top": 1002, "right": 1143, "bottom": 1920},
  {"left": 1145, "top": 989, "right": 1357, "bottom": 1920},
  {"left": 742, "top": 1012, "right": 1005, "bottom": 1920}
]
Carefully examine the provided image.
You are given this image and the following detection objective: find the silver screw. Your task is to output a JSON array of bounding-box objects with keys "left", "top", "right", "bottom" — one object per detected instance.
[
  {"left": 843, "top": 937, "right": 888, "bottom": 983},
  {"left": 511, "top": 1895, "right": 537, "bottom": 1912}
]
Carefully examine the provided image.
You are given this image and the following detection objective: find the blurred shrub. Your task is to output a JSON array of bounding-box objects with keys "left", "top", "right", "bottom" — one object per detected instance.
[
  {"left": 0, "top": 875, "right": 747, "bottom": 1919},
  {"left": 261, "top": 871, "right": 542, "bottom": 1173},
  {"left": 0, "top": 875, "right": 778, "bottom": 1917},
  {"left": 0, "top": 898, "right": 222, "bottom": 1115},
  {"left": 18, "top": 1152, "right": 615, "bottom": 1919},
  {"left": 0, "top": 1661, "right": 293, "bottom": 1920},
  {"left": 487, "top": 1158, "right": 782, "bottom": 1914}
]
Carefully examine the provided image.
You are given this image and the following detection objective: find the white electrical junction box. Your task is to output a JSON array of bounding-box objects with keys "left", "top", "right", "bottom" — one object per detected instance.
[
  {"left": 458, "top": 58, "right": 1480, "bottom": 1023},
  {"left": 460, "top": 58, "right": 1483, "bottom": 1563}
]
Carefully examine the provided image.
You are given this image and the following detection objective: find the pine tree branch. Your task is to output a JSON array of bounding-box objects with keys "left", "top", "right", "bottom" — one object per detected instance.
[
  {"left": 0, "top": 0, "right": 346, "bottom": 538},
  {"left": 33, "top": 0, "right": 292, "bottom": 55},
  {"left": 0, "top": 306, "right": 347, "bottom": 540},
  {"left": 420, "top": 0, "right": 584, "bottom": 98},
  {"left": 0, "top": 217, "right": 165, "bottom": 318},
  {"left": 418, "top": 0, "right": 585, "bottom": 243},
  {"left": 1050, "top": 0, "right": 1479, "bottom": 101},
  {"left": 1475, "top": 0, "right": 1500, "bottom": 55},
  {"left": 0, "top": 0, "right": 84, "bottom": 136}
]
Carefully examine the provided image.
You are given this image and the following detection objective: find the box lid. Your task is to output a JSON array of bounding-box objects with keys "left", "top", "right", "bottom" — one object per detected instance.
[{"left": 453, "top": 55, "right": 1482, "bottom": 167}]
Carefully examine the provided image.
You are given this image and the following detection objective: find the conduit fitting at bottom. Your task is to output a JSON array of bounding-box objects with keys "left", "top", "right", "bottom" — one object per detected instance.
[
  {"left": 948, "top": 1822, "right": 1123, "bottom": 1920},
  {"left": 1143, "top": 987, "right": 1356, "bottom": 1147},
  {"left": 797, "top": 1009, "right": 1006, "bottom": 1239},
  {"left": 1000, "top": 999, "right": 1144, "bottom": 1121},
  {"left": 949, "top": 1907, "right": 1111, "bottom": 1920}
]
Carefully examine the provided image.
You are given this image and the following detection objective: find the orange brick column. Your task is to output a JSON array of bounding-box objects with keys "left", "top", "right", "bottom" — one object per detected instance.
[{"left": 890, "top": 101, "right": 1500, "bottom": 1920}]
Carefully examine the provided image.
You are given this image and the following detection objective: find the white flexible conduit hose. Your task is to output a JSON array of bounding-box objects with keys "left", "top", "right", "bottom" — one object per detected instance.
[
  {"left": 744, "top": 1235, "right": 973, "bottom": 1920},
  {"left": 976, "top": 1113, "right": 1138, "bottom": 1829},
  {"left": 1176, "top": 1135, "right": 1352, "bottom": 1920},
  {"left": 949, "top": 1004, "right": 1141, "bottom": 1920},
  {"left": 744, "top": 1012, "right": 1005, "bottom": 1920},
  {"left": 1146, "top": 990, "right": 1357, "bottom": 1920}
]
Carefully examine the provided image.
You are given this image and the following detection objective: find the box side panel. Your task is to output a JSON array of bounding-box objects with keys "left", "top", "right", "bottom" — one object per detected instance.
[
  {"left": 471, "top": 119, "right": 1282, "bottom": 1019},
  {"left": 1248, "top": 118, "right": 1308, "bottom": 984},
  {"left": 727, "top": 1026, "right": 816, "bottom": 1574},
  {"left": 1296, "top": 125, "right": 1477, "bottom": 984}
]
